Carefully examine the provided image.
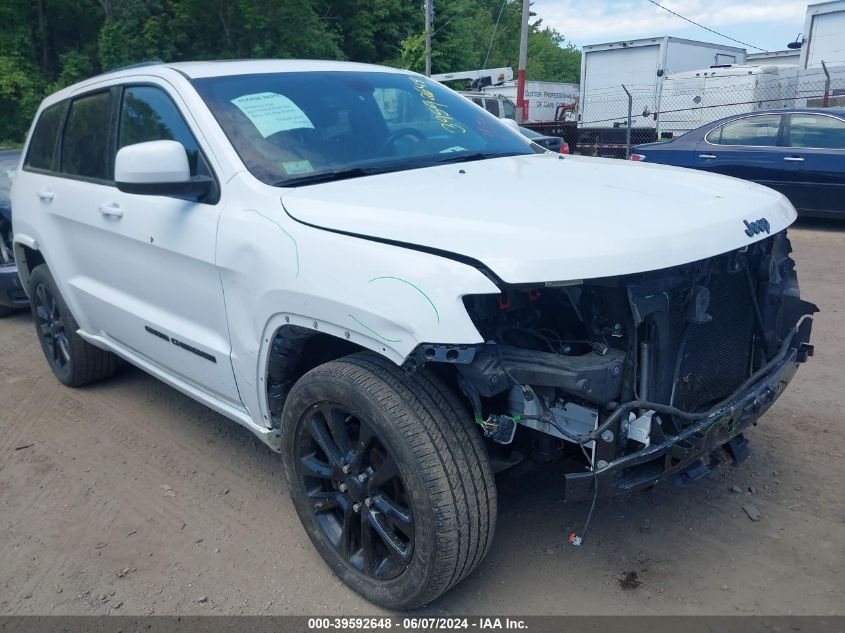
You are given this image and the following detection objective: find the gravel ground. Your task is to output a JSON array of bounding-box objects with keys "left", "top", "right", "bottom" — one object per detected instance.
[{"left": 1, "top": 219, "right": 843, "bottom": 616}]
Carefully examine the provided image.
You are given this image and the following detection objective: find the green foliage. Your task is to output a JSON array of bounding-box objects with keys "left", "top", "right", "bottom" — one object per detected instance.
[
  {"left": 2, "top": 0, "right": 581, "bottom": 144},
  {"left": 0, "top": 56, "right": 44, "bottom": 146}
]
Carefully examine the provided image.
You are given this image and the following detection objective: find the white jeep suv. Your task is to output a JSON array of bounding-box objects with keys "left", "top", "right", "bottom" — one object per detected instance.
[{"left": 12, "top": 60, "right": 816, "bottom": 609}]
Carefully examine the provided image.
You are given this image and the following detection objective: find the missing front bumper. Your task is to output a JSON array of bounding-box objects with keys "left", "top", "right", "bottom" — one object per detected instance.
[{"left": 563, "top": 320, "right": 814, "bottom": 502}]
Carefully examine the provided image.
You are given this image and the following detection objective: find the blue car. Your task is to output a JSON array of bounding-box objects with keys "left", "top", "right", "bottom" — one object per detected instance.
[
  {"left": 0, "top": 149, "right": 27, "bottom": 317},
  {"left": 632, "top": 109, "right": 845, "bottom": 218}
]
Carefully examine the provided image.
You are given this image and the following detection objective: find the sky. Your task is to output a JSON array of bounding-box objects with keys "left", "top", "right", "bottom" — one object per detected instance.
[{"left": 534, "top": 0, "right": 812, "bottom": 53}]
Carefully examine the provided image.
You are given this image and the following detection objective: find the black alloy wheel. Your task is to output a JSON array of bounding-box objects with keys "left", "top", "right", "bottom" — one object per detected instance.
[
  {"left": 34, "top": 282, "right": 71, "bottom": 370},
  {"left": 282, "top": 353, "right": 496, "bottom": 609},
  {"left": 28, "top": 264, "right": 117, "bottom": 387},
  {"left": 295, "top": 402, "right": 414, "bottom": 579}
]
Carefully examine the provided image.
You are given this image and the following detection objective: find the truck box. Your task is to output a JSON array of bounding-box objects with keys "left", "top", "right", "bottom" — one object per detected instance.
[
  {"left": 578, "top": 37, "right": 747, "bottom": 131},
  {"left": 800, "top": 0, "right": 845, "bottom": 69},
  {"left": 482, "top": 80, "right": 579, "bottom": 122}
]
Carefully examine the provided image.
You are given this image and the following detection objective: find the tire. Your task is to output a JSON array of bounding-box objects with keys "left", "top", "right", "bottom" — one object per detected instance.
[
  {"left": 281, "top": 352, "right": 497, "bottom": 609},
  {"left": 29, "top": 264, "right": 118, "bottom": 387}
]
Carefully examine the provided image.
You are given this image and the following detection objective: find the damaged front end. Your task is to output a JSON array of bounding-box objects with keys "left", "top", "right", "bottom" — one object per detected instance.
[{"left": 409, "top": 230, "right": 817, "bottom": 501}]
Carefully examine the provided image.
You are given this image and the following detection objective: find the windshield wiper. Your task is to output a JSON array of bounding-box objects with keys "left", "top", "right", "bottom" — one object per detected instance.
[
  {"left": 434, "top": 151, "right": 525, "bottom": 165},
  {"left": 274, "top": 167, "right": 375, "bottom": 187},
  {"left": 275, "top": 152, "right": 527, "bottom": 187}
]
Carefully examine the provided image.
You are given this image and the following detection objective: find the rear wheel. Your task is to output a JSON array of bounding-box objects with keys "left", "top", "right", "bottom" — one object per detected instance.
[
  {"left": 282, "top": 352, "right": 496, "bottom": 609},
  {"left": 29, "top": 264, "right": 118, "bottom": 387}
]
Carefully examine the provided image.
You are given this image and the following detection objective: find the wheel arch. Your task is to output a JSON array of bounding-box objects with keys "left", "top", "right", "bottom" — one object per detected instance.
[
  {"left": 258, "top": 317, "right": 382, "bottom": 429},
  {"left": 12, "top": 238, "right": 45, "bottom": 296}
]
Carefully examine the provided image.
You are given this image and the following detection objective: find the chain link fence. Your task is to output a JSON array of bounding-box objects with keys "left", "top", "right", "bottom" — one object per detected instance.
[{"left": 524, "top": 65, "right": 845, "bottom": 159}]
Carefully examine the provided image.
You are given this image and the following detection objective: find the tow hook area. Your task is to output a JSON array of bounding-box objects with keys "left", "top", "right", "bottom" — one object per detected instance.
[
  {"left": 725, "top": 433, "right": 751, "bottom": 464},
  {"left": 674, "top": 432, "right": 752, "bottom": 488}
]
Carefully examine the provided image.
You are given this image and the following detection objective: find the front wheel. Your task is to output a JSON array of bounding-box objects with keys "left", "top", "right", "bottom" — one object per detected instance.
[{"left": 282, "top": 352, "right": 496, "bottom": 609}]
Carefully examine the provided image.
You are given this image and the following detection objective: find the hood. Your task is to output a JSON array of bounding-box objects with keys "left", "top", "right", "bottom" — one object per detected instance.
[{"left": 281, "top": 153, "right": 796, "bottom": 285}]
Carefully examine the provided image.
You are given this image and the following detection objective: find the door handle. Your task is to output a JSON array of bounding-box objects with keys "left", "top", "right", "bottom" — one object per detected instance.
[
  {"left": 98, "top": 203, "right": 124, "bottom": 219},
  {"left": 783, "top": 156, "right": 804, "bottom": 162},
  {"left": 37, "top": 188, "right": 55, "bottom": 202},
  {"left": 698, "top": 154, "right": 717, "bottom": 159}
]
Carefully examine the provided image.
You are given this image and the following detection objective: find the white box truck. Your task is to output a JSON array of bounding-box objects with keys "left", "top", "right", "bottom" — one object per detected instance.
[
  {"left": 482, "top": 80, "right": 579, "bottom": 123},
  {"left": 577, "top": 36, "right": 747, "bottom": 154},
  {"left": 800, "top": 0, "right": 845, "bottom": 68},
  {"left": 796, "top": 1, "right": 845, "bottom": 107}
]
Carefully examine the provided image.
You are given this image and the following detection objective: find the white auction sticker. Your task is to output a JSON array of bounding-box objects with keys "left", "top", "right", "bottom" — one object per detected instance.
[{"left": 231, "top": 92, "right": 314, "bottom": 138}]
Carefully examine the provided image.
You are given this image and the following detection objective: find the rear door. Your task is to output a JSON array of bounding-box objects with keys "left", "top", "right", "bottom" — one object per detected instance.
[
  {"left": 781, "top": 112, "right": 845, "bottom": 215},
  {"left": 693, "top": 114, "right": 792, "bottom": 194}
]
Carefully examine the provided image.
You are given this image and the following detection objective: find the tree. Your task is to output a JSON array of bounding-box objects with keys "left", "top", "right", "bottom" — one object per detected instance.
[{"left": 0, "top": 0, "right": 582, "bottom": 144}]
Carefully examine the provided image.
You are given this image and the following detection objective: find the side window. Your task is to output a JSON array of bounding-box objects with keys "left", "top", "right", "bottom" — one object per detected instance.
[
  {"left": 25, "top": 102, "right": 68, "bottom": 172},
  {"left": 61, "top": 91, "right": 115, "bottom": 180},
  {"left": 118, "top": 86, "right": 209, "bottom": 177},
  {"left": 484, "top": 99, "right": 500, "bottom": 118},
  {"left": 710, "top": 115, "right": 781, "bottom": 146},
  {"left": 501, "top": 99, "right": 516, "bottom": 120},
  {"left": 788, "top": 114, "right": 845, "bottom": 150}
]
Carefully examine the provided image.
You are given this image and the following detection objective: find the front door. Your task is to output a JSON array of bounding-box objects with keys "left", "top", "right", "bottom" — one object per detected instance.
[
  {"left": 52, "top": 83, "right": 240, "bottom": 405},
  {"left": 781, "top": 112, "right": 845, "bottom": 215}
]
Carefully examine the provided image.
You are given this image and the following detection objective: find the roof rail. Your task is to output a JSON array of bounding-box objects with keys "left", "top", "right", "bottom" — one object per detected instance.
[{"left": 102, "top": 60, "right": 165, "bottom": 75}]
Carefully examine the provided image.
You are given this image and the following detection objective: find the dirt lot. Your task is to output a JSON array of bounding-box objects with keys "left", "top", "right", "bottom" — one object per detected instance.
[{"left": 1, "top": 220, "right": 843, "bottom": 616}]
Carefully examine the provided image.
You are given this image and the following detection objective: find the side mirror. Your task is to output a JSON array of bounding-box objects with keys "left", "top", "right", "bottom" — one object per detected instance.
[{"left": 115, "top": 140, "right": 212, "bottom": 198}]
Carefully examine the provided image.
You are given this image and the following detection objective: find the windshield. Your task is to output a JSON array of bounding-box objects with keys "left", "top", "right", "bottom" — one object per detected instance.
[{"left": 193, "top": 71, "right": 538, "bottom": 186}]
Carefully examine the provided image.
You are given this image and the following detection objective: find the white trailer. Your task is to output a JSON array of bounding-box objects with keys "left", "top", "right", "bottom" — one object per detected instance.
[
  {"left": 577, "top": 36, "right": 747, "bottom": 150},
  {"left": 658, "top": 64, "right": 799, "bottom": 137},
  {"left": 482, "top": 80, "right": 579, "bottom": 122}
]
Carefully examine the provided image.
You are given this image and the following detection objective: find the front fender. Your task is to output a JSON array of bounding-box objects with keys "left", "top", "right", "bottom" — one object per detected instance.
[{"left": 216, "top": 195, "right": 499, "bottom": 426}]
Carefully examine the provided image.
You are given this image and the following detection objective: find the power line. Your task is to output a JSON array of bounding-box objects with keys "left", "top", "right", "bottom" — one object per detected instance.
[
  {"left": 483, "top": 0, "right": 508, "bottom": 69},
  {"left": 644, "top": 0, "right": 769, "bottom": 52},
  {"left": 432, "top": 3, "right": 473, "bottom": 37}
]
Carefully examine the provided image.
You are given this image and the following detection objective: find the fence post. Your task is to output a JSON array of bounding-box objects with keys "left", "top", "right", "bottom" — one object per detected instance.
[
  {"left": 822, "top": 60, "right": 831, "bottom": 108},
  {"left": 622, "top": 84, "right": 632, "bottom": 159}
]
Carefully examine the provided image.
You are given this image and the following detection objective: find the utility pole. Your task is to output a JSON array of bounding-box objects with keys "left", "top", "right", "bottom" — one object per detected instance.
[
  {"left": 516, "top": 0, "right": 529, "bottom": 122},
  {"left": 425, "top": 0, "right": 432, "bottom": 77}
]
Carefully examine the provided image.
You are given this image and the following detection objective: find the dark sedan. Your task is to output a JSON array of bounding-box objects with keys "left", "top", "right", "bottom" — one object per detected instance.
[
  {"left": 519, "top": 126, "right": 568, "bottom": 153},
  {"left": 632, "top": 109, "right": 845, "bottom": 217},
  {"left": 1, "top": 150, "right": 27, "bottom": 317}
]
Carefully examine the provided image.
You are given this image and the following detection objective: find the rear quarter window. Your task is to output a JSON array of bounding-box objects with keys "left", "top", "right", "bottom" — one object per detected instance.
[
  {"left": 707, "top": 115, "right": 781, "bottom": 146},
  {"left": 24, "top": 102, "right": 68, "bottom": 172}
]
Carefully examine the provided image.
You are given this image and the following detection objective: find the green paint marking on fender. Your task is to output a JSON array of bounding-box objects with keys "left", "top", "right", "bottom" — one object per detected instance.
[
  {"left": 369, "top": 276, "right": 440, "bottom": 324},
  {"left": 347, "top": 314, "right": 403, "bottom": 343},
  {"left": 243, "top": 208, "right": 300, "bottom": 277}
]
